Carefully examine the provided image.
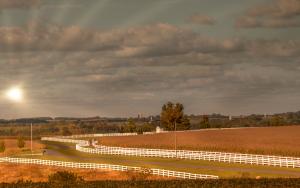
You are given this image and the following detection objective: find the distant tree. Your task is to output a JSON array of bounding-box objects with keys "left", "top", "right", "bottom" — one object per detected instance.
[
  {"left": 17, "top": 136, "right": 25, "bottom": 149},
  {"left": 161, "top": 102, "right": 189, "bottom": 131},
  {"left": 136, "top": 127, "right": 143, "bottom": 135},
  {"left": 136, "top": 123, "right": 155, "bottom": 134},
  {"left": 177, "top": 115, "right": 191, "bottom": 130},
  {"left": 127, "top": 118, "right": 137, "bottom": 133},
  {"left": 0, "top": 140, "right": 5, "bottom": 153},
  {"left": 270, "top": 115, "right": 284, "bottom": 126},
  {"left": 47, "top": 125, "right": 60, "bottom": 134},
  {"left": 200, "top": 115, "right": 210, "bottom": 129},
  {"left": 142, "top": 123, "right": 155, "bottom": 132},
  {"left": 120, "top": 125, "right": 125, "bottom": 133},
  {"left": 62, "top": 127, "right": 72, "bottom": 136}
]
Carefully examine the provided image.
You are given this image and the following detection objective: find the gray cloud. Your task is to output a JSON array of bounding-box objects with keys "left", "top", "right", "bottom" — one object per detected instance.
[
  {"left": 236, "top": 0, "right": 300, "bottom": 28},
  {"left": 0, "top": 23, "right": 245, "bottom": 56},
  {"left": 2, "top": 22, "right": 299, "bottom": 61},
  {"left": 246, "top": 0, "right": 300, "bottom": 18},
  {"left": 3, "top": 22, "right": 299, "bottom": 60},
  {"left": 0, "top": 21, "right": 300, "bottom": 117},
  {"left": 0, "top": 22, "right": 121, "bottom": 52},
  {"left": 246, "top": 39, "right": 300, "bottom": 58},
  {"left": 0, "top": 0, "right": 40, "bottom": 10},
  {"left": 236, "top": 16, "right": 300, "bottom": 28},
  {"left": 186, "top": 14, "right": 216, "bottom": 25}
]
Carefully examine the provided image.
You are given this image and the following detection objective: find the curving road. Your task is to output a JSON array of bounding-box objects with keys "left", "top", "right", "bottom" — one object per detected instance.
[{"left": 42, "top": 141, "right": 300, "bottom": 178}]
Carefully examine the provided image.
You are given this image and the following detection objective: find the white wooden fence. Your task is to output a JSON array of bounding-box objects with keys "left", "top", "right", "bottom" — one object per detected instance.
[
  {"left": 56, "top": 133, "right": 138, "bottom": 139},
  {"left": 85, "top": 143, "right": 300, "bottom": 168},
  {"left": 41, "top": 136, "right": 300, "bottom": 169},
  {"left": 0, "top": 157, "right": 218, "bottom": 180},
  {"left": 42, "top": 137, "right": 87, "bottom": 144}
]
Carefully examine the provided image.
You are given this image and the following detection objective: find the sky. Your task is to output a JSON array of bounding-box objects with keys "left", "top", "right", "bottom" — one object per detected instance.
[{"left": 0, "top": 0, "right": 300, "bottom": 118}]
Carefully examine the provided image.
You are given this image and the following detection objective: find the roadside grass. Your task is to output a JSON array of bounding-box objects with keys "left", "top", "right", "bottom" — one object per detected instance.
[
  {"left": 10, "top": 141, "right": 300, "bottom": 179},
  {"left": 0, "top": 163, "right": 167, "bottom": 183},
  {"left": 0, "top": 139, "right": 45, "bottom": 157}
]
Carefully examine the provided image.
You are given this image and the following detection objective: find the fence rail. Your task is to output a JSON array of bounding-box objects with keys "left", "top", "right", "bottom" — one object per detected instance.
[
  {"left": 0, "top": 157, "right": 218, "bottom": 180},
  {"left": 56, "top": 133, "right": 138, "bottom": 139},
  {"left": 41, "top": 136, "right": 300, "bottom": 169},
  {"left": 85, "top": 143, "right": 300, "bottom": 168}
]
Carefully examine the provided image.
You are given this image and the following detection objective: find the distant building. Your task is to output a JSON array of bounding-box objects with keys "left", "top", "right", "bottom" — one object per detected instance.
[
  {"left": 137, "top": 113, "right": 144, "bottom": 119},
  {"left": 149, "top": 116, "right": 153, "bottom": 123},
  {"left": 156, "top": 126, "right": 163, "bottom": 133}
]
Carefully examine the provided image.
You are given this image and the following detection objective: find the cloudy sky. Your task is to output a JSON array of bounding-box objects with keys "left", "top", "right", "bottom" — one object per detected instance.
[{"left": 0, "top": 0, "right": 300, "bottom": 118}]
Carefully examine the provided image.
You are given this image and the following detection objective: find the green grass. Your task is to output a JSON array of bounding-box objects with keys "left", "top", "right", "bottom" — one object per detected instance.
[{"left": 10, "top": 141, "right": 300, "bottom": 179}]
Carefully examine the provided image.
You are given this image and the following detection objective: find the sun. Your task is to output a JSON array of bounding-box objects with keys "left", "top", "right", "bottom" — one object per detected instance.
[{"left": 6, "top": 87, "right": 24, "bottom": 102}]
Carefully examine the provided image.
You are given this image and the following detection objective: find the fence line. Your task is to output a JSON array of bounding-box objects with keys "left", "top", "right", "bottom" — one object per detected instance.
[
  {"left": 56, "top": 133, "right": 138, "bottom": 139},
  {"left": 41, "top": 136, "right": 300, "bottom": 169},
  {"left": 45, "top": 128, "right": 274, "bottom": 139},
  {"left": 85, "top": 143, "right": 300, "bottom": 168},
  {"left": 0, "top": 157, "right": 218, "bottom": 180}
]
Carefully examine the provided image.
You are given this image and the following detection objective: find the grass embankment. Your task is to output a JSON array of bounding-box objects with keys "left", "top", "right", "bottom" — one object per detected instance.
[
  {"left": 0, "top": 163, "right": 165, "bottom": 183},
  {"left": 99, "top": 126, "right": 300, "bottom": 157},
  {"left": 12, "top": 141, "right": 300, "bottom": 179}
]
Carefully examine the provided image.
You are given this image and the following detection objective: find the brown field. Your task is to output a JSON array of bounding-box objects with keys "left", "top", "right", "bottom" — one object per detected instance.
[
  {"left": 0, "top": 139, "right": 45, "bottom": 157},
  {"left": 100, "top": 126, "right": 300, "bottom": 157},
  {"left": 0, "top": 163, "right": 168, "bottom": 182}
]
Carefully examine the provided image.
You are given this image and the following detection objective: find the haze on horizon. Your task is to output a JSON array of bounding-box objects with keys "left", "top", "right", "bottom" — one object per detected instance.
[{"left": 0, "top": 0, "right": 300, "bottom": 119}]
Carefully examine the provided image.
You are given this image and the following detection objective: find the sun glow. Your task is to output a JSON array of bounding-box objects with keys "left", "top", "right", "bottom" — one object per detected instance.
[{"left": 6, "top": 87, "right": 24, "bottom": 102}]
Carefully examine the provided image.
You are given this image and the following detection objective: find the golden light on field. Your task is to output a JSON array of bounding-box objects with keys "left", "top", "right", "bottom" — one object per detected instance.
[{"left": 5, "top": 87, "right": 24, "bottom": 103}]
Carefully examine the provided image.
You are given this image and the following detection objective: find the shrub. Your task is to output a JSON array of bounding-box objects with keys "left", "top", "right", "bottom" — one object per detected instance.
[
  {"left": 240, "top": 172, "right": 251, "bottom": 178},
  {"left": 62, "top": 127, "right": 72, "bottom": 136},
  {"left": 0, "top": 140, "right": 5, "bottom": 153},
  {"left": 125, "top": 167, "right": 152, "bottom": 181},
  {"left": 2, "top": 179, "right": 300, "bottom": 188},
  {"left": 17, "top": 136, "right": 25, "bottom": 149},
  {"left": 48, "top": 171, "right": 84, "bottom": 188}
]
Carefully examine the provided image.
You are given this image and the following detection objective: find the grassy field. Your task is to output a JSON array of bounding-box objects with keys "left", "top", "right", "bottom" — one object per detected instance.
[
  {"left": 12, "top": 141, "right": 300, "bottom": 179},
  {"left": 0, "top": 163, "right": 167, "bottom": 183},
  {"left": 0, "top": 139, "right": 45, "bottom": 157},
  {"left": 99, "top": 126, "right": 300, "bottom": 157},
  {"left": 2, "top": 127, "right": 300, "bottom": 181}
]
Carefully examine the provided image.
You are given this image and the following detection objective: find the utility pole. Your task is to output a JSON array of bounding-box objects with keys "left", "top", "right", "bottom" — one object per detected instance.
[
  {"left": 31, "top": 123, "right": 33, "bottom": 155},
  {"left": 174, "top": 121, "right": 177, "bottom": 158}
]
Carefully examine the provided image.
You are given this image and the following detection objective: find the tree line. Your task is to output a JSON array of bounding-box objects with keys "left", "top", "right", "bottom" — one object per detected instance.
[{"left": 0, "top": 103, "right": 300, "bottom": 138}]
